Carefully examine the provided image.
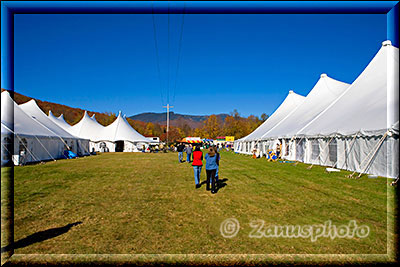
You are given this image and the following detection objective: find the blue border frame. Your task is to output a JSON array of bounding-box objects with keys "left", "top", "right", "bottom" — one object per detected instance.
[{"left": 1, "top": 1, "right": 399, "bottom": 265}]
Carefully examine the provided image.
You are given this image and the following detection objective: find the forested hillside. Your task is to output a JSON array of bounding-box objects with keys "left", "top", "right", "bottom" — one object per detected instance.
[{"left": 2, "top": 89, "right": 269, "bottom": 142}]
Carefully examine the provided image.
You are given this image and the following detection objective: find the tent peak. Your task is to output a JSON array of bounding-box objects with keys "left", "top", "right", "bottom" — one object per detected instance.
[
  {"left": 289, "top": 90, "right": 294, "bottom": 94},
  {"left": 382, "top": 40, "right": 392, "bottom": 46},
  {"left": 320, "top": 73, "right": 328, "bottom": 78}
]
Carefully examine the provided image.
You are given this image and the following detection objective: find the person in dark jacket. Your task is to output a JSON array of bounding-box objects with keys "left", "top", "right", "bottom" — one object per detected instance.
[
  {"left": 205, "top": 147, "right": 218, "bottom": 194},
  {"left": 209, "top": 145, "right": 221, "bottom": 188},
  {"left": 177, "top": 143, "right": 185, "bottom": 162},
  {"left": 186, "top": 144, "right": 193, "bottom": 163},
  {"left": 192, "top": 145, "right": 203, "bottom": 189}
]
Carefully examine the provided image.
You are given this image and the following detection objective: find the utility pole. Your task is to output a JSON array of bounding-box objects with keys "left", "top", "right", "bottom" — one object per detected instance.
[{"left": 163, "top": 104, "right": 174, "bottom": 148}]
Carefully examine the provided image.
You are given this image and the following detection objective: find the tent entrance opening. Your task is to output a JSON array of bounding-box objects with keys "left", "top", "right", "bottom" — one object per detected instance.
[{"left": 116, "top": 141, "right": 124, "bottom": 152}]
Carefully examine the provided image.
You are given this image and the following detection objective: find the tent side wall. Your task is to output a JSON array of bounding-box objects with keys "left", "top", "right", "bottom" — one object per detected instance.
[{"left": 12, "top": 135, "right": 66, "bottom": 165}]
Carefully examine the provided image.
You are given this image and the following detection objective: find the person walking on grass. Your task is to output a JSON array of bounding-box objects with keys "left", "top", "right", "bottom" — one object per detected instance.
[
  {"left": 209, "top": 146, "right": 221, "bottom": 189},
  {"left": 186, "top": 144, "right": 193, "bottom": 163},
  {"left": 192, "top": 145, "right": 203, "bottom": 189},
  {"left": 177, "top": 143, "right": 185, "bottom": 163},
  {"left": 205, "top": 146, "right": 218, "bottom": 194}
]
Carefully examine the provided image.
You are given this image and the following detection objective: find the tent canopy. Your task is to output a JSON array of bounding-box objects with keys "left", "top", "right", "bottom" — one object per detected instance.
[
  {"left": 48, "top": 111, "right": 74, "bottom": 132},
  {"left": 102, "top": 112, "right": 150, "bottom": 143},
  {"left": 298, "top": 41, "right": 399, "bottom": 137},
  {"left": 242, "top": 90, "right": 305, "bottom": 142},
  {"left": 1, "top": 91, "right": 58, "bottom": 138},
  {"left": 70, "top": 111, "right": 106, "bottom": 141},
  {"left": 262, "top": 74, "right": 350, "bottom": 139},
  {"left": 19, "top": 100, "right": 78, "bottom": 139}
]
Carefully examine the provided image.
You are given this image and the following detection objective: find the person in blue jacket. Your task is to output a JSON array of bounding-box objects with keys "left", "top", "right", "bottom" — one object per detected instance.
[{"left": 205, "top": 146, "right": 218, "bottom": 194}]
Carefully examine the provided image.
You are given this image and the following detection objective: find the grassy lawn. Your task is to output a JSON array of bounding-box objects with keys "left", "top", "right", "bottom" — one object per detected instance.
[{"left": 1, "top": 150, "right": 397, "bottom": 259}]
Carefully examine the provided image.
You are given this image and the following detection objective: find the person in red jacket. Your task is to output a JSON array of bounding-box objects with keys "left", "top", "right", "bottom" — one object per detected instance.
[{"left": 192, "top": 145, "right": 203, "bottom": 189}]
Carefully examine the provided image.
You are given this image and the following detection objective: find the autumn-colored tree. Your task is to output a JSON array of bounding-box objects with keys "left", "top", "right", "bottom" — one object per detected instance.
[
  {"left": 145, "top": 122, "right": 155, "bottom": 136},
  {"left": 202, "top": 114, "right": 221, "bottom": 139},
  {"left": 160, "top": 126, "right": 184, "bottom": 143},
  {"left": 193, "top": 127, "right": 204, "bottom": 138}
]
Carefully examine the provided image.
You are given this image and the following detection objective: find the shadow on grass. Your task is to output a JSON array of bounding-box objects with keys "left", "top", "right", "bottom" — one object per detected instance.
[
  {"left": 199, "top": 178, "right": 228, "bottom": 193},
  {"left": 1, "top": 221, "right": 82, "bottom": 253}
]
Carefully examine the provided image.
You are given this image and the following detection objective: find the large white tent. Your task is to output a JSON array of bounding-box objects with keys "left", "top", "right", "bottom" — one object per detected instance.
[
  {"left": 234, "top": 90, "right": 305, "bottom": 154},
  {"left": 66, "top": 110, "right": 149, "bottom": 153},
  {"left": 260, "top": 74, "right": 350, "bottom": 160},
  {"left": 292, "top": 40, "right": 399, "bottom": 178},
  {"left": 235, "top": 40, "right": 398, "bottom": 178},
  {"left": 19, "top": 99, "right": 90, "bottom": 156},
  {"left": 102, "top": 112, "right": 150, "bottom": 152},
  {"left": 1, "top": 91, "right": 86, "bottom": 165},
  {"left": 68, "top": 111, "right": 108, "bottom": 152},
  {"left": 48, "top": 111, "right": 74, "bottom": 133}
]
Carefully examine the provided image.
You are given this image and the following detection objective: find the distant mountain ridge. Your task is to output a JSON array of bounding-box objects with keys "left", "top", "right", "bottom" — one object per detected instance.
[{"left": 129, "top": 112, "right": 229, "bottom": 129}]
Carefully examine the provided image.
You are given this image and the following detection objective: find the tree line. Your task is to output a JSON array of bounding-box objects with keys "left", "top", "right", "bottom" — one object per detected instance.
[{"left": 8, "top": 89, "right": 269, "bottom": 142}]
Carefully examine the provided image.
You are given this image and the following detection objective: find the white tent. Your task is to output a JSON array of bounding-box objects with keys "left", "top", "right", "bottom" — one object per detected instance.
[
  {"left": 69, "top": 111, "right": 149, "bottom": 152},
  {"left": 294, "top": 40, "right": 399, "bottom": 178},
  {"left": 234, "top": 90, "right": 305, "bottom": 154},
  {"left": 69, "top": 111, "right": 108, "bottom": 152},
  {"left": 102, "top": 112, "right": 150, "bottom": 152},
  {"left": 48, "top": 111, "right": 74, "bottom": 133},
  {"left": 260, "top": 74, "right": 350, "bottom": 160},
  {"left": 1, "top": 91, "right": 71, "bottom": 165},
  {"left": 19, "top": 100, "right": 90, "bottom": 156}
]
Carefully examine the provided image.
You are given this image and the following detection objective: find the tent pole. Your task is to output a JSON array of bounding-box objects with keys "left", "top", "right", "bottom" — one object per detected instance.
[
  {"left": 347, "top": 131, "right": 389, "bottom": 178},
  {"left": 33, "top": 135, "right": 56, "bottom": 161},
  {"left": 355, "top": 131, "right": 389, "bottom": 179},
  {"left": 28, "top": 115, "right": 72, "bottom": 151},
  {"left": 1, "top": 123, "right": 40, "bottom": 163}
]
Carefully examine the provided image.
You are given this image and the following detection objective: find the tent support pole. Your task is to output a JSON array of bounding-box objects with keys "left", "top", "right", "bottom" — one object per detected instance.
[
  {"left": 347, "top": 131, "right": 389, "bottom": 179},
  {"left": 332, "top": 131, "right": 359, "bottom": 171},
  {"left": 355, "top": 131, "right": 389, "bottom": 179},
  {"left": 33, "top": 135, "right": 56, "bottom": 162},
  {"left": 1, "top": 123, "right": 40, "bottom": 163}
]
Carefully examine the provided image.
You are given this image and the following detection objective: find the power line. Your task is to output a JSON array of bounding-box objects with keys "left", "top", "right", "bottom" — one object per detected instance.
[
  {"left": 151, "top": 1, "right": 165, "bottom": 106},
  {"left": 172, "top": 2, "right": 186, "bottom": 106}
]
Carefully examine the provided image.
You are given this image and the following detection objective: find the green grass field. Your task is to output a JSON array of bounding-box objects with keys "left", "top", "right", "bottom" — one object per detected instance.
[{"left": 1, "top": 150, "right": 397, "bottom": 262}]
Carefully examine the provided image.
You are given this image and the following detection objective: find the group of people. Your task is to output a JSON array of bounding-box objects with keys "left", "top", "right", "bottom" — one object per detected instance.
[
  {"left": 176, "top": 143, "right": 221, "bottom": 194},
  {"left": 176, "top": 143, "right": 193, "bottom": 163},
  {"left": 252, "top": 142, "right": 283, "bottom": 161}
]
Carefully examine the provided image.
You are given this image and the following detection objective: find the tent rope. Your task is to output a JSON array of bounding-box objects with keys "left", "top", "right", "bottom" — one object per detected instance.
[
  {"left": 333, "top": 131, "right": 359, "bottom": 170},
  {"left": 29, "top": 115, "right": 71, "bottom": 150},
  {"left": 1, "top": 123, "right": 40, "bottom": 163},
  {"left": 33, "top": 135, "right": 56, "bottom": 161},
  {"left": 355, "top": 131, "right": 389, "bottom": 178},
  {"left": 1, "top": 142, "right": 12, "bottom": 161},
  {"left": 347, "top": 131, "right": 389, "bottom": 179}
]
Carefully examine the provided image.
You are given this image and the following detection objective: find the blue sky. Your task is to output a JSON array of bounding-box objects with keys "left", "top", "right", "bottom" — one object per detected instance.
[{"left": 14, "top": 13, "right": 386, "bottom": 117}]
